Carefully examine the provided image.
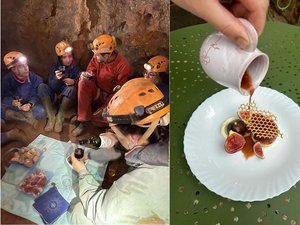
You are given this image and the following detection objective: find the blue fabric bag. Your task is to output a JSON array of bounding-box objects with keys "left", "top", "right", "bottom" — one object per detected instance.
[{"left": 33, "top": 185, "right": 70, "bottom": 224}]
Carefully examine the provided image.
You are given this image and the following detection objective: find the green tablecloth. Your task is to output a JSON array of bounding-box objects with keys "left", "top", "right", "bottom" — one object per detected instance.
[
  {"left": 1, "top": 134, "right": 107, "bottom": 225},
  {"left": 170, "top": 22, "right": 300, "bottom": 225}
]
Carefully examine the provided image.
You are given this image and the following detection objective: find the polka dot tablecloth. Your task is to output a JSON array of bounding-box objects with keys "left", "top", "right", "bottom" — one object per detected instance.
[{"left": 170, "top": 22, "right": 300, "bottom": 225}]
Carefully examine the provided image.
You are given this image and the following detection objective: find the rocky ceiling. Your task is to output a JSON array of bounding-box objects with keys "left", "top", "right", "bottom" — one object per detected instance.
[{"left": 1, "top": 0, "right": 169, "bottom": 79}]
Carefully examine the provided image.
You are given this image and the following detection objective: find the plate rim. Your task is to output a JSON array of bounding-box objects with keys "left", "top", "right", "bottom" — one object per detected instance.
[{"left": 183, "top": 86, "right": 300, "bottom": 201}]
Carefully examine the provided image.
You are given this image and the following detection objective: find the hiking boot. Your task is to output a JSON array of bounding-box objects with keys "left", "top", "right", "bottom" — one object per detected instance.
[
  {"left": 40, "top": 97, "right": 56, "bottom": 132},
  {"left": 71, "top": 121, "right": 89, "bottom": 137},
  {"left": 54, "top": 97, "right": 75, "bottom": 133}
]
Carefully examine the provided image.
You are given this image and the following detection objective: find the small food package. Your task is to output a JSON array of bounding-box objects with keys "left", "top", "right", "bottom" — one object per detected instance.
[
  {"left": 10, "top": 147, "right": 42, "bottom": 168},
  {"left": 18, "top": 169, "right": 51, "bottom": 197}
]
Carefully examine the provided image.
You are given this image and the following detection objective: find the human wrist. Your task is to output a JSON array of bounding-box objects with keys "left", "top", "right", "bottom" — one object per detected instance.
[{"left": 78, "top": 168, "right": 89, "bottom": 178}]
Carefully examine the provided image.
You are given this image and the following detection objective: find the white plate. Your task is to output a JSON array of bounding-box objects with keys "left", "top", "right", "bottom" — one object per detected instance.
[{"left": 184, "top": 87, "right": 300, "bottom": 201}]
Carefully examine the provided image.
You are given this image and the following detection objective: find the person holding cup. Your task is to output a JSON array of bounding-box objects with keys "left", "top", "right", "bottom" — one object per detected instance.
[
  {"left": 38, "top": 40, "right": 81, "bottom": 132},
  {"left": 79, "top": 78, "right": 169, "bottom": 168},
  {"left": 68, "top": 78, "right": 169, "bottom": 225},
  {"left": 71, "top": 34, "right": 131, "bottom": 137},
  {"left": 1, "top": 51, "right": 46, "bottom": 129}
]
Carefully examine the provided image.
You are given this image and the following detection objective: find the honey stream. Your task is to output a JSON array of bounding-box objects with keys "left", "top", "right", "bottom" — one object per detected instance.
[{"left": 241, "top": 70, "right": 256, "bottom": 158}]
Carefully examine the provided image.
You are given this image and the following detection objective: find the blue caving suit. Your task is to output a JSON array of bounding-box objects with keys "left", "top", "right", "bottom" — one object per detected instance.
[
  {"left": 1, "top": 71, "right": 46, "bottom": 119},
  {"left": 38, "top": 62, "right": 80, "bottom": 101}
]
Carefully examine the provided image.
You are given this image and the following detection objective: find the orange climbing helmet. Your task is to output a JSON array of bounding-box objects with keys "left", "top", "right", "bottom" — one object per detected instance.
[
  {"left": 144, "top": 55, "right": 169, "bottom": 73},
  {"left": 92, "top": 34, "right": 116, "bottom": 54},
  {"left": 3, "top": 51, "right": 27, "bottom": 69},
  {"left": 103, "top": 78, "right": 169, "bottom": 125},
  {"left": 55, "top": 40, "right": 73, "bottom": 56}
]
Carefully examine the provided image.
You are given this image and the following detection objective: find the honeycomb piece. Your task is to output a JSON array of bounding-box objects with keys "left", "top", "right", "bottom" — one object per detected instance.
[{"left": 238, "top": 101, "right": 282, "bottom": 140}]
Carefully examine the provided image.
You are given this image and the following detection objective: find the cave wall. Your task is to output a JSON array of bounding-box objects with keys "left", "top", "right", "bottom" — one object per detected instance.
[
  {"left": 270, "top": 0, "right": 300, "bottom": 25},
  {"left": 1, "top": 0, "right": 169, "bottom": 79}
]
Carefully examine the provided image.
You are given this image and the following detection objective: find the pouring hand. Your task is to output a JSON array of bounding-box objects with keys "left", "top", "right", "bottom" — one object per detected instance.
[{"left": 172, "top": 0, "right": 269, "bottom": 49}]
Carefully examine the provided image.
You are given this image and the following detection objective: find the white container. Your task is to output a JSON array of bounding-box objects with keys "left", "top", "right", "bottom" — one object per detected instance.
[{"left": 200, "top": 18, "right": 269, "bottom": 95}]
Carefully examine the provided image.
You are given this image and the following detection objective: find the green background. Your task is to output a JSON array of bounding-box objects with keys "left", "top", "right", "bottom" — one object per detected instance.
[{"left": 170, "top": 22, "right": 300, "bottom": 225}]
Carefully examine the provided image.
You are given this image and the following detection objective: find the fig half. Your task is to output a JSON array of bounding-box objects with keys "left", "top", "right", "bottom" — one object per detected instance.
[
  {"left": 224, "top": 131, "right": 246, "bottom": 154},
  {"left": 253, "top": 142, "right": 264, "bottom": 159}
]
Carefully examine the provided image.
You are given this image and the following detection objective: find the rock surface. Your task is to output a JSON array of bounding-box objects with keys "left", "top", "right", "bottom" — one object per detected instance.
[{"left": 1, "top": 0, "right": 169, "bottom": 78}]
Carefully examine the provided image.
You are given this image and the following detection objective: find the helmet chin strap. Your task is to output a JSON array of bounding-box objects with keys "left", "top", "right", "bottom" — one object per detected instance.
[
  {"left": 110, "top": 118, "right": 160, "bottom": 150},
  {"left": 110, "top": 125, "right": 130, "bottom": 149},
  {"left": 137, "top": 118, "right": 159, "bottom": 146}
]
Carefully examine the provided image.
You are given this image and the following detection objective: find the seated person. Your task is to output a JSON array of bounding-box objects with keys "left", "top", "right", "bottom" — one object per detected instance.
[
  {"left": 68, "top": 78, "right": 169, "bottom": 224},
  {"left": 80, "top": 78, "right": 169, "bottom": 167},
  {"left": 38, "top": 40, "right": 80, "bottom": 132},
  {"left": 1, "top": 51, "right": 45, "bottom": 129},
  {"left": 71, "top": 34, "right": 131, "bottom": 137},
  {"left": 144, "top": 55, "right": 169, "bottom": 100}
]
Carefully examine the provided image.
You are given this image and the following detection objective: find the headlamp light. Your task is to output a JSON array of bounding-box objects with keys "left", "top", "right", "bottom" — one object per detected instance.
[
  {"left": 64, "top": 46, "right": 73, "bottom": 53},
  {"left": 144, "top": 63, "right": 153, "bottom": 71},
  {"left": 18, "top": 56, "right": 27, "bottom": 64}
]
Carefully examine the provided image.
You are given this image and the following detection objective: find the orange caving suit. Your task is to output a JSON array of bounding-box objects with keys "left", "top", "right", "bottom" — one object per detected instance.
[{"left": 77, "top": 53, "right": 131, "bottom": 122}]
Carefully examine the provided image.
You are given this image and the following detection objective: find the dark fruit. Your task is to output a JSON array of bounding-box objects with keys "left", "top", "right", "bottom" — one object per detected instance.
[
  {"left": 227, "top": 119, "right": 247, "bottom": 136},
  {"left": 253, "top": 142, "right": 264, "bottom": 158},
  {"left": 224, "top": 131, "right": 246, "bottom": 154}
]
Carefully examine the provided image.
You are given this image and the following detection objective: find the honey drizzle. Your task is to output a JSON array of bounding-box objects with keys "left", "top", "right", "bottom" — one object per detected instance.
[
  {"left": 241, "top": 135, "right": 255, "bottom": 159},
  {"left": 249, "top": 94, "right": 253, "bottom": 120},
  {"left": 241, "top": 70, "right": 255, "bottom": 120},
  {"left": 241, "top": 70, "right": 255, "bottom": 96}
]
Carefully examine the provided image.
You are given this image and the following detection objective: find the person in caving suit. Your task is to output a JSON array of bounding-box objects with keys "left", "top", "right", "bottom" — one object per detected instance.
[
  {"left": 69, "top": 78, "right": 169, "bottom": 225},
  {"left": 72, "top": 34, "right": 131, "bottom": 137},
  {"left": 143, "top": 55, "right": 169, "bottom": 101},
  {"left": 38, "top": 40, "right": 80, "bottom": 132},
  {"left": 1, "top": 51, "right": 46, "bottom": 129}
]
